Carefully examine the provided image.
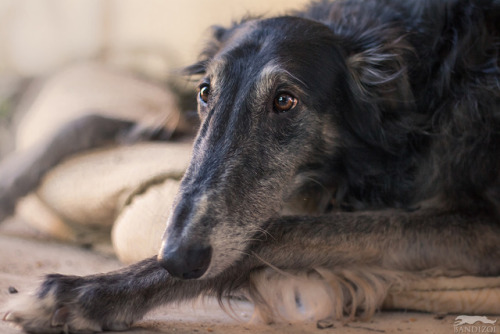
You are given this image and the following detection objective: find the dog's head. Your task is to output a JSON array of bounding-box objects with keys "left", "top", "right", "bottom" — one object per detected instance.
[{"left": 158, "top": 16, "right": 414, "bottom": 279}]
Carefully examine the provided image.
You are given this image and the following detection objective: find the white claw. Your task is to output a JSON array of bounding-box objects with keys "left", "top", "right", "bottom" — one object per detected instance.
[{"left": 3, "top": 311, "right": 13, "bottom": 321}]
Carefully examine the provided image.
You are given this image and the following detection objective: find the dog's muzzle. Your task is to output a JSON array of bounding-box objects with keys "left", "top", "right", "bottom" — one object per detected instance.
[{"left": 158, "top": 240, "right": 213, "bottom": 279}]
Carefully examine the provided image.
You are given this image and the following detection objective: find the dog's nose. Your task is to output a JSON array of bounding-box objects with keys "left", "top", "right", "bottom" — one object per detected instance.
[{"left": 158, "top": 242, "right": 212, "bottom": 279}]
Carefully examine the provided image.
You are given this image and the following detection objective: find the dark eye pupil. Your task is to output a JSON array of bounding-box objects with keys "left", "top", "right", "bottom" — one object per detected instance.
[
  {"left": 274, "top": 94, "right": 296, "bottom": 112},
  {"left": 200, "top": 85, "right": 210, "bottom": 103},
  {"left": 278, "top": 96, "right": 288, "bottom": 105}
]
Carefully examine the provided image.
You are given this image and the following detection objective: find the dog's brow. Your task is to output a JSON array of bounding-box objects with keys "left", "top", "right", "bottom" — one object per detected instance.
[
  {"left": 255, "top": 62, "right": 307, "bottom": 102},
  {"left": 203, "top": 57, "right": 230, "bottom": 97},
  {"left": 206, "top": 58, "right": 226, "bottom": 79}
]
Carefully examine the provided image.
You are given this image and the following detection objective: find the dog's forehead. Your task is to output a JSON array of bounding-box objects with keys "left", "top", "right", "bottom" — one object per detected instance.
[
  {"left": 224, "top": 16, "right": 327, "bottom": 55},
  {"left": 207, "top": 16, "right": 335, "bottom": 84}
]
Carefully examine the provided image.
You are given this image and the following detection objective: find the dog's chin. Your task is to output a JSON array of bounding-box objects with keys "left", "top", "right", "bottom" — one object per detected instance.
[
  {"left": 198, "top": 264, "right": 222, "bottom": 279},
  {"left": 201, "top": 245, "right": 246, "bottom": 279}
]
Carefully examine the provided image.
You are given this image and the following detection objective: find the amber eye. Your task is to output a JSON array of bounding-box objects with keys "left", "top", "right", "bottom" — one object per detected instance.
[
  {"left": 199, "top": 84, "right": 210, "bottom": 103},
  {"left": 273, "top": 93, "right": 298, "bottom": 112}
]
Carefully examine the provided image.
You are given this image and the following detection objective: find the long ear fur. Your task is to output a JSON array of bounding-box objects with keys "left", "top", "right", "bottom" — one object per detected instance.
[
  {"left": 183, "top": 25, "right": 228, "bottom": 76},
  {"left": 331, "top": 27, "right": 420, "bottom": 208},
  {"left": 343, "top": 29, "right": 417, "bottom": 153}
]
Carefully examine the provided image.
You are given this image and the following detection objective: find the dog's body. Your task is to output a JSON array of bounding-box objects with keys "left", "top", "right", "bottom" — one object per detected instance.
[{"left": 3, "top": 0, "right": 500, "bottom": 332}]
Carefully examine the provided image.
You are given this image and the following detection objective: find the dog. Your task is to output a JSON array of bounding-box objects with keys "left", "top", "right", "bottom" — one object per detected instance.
[{"left": 2, "top": 0, "right": 500, "bottom": 332}]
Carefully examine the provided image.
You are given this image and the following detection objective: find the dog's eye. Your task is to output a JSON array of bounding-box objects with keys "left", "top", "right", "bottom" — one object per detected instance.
[
  {"left": 273, "top": 93, "right": 298, "bottom": 113},
  {"left": 199, "top": 84, "right": 210, "bottom": 103}
]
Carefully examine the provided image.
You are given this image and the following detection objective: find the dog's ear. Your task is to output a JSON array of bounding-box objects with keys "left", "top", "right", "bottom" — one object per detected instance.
[
  {"left": 183, "top": 25, "right": 229, "bottom": 76},
  {"left": 343, "top": 35, "right": 417, "bottom": 152}
]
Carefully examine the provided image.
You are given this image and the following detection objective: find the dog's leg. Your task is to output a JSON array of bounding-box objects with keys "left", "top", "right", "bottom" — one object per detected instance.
[
  {"left": 246, "top": 211, "right": 500, "bottom": 321},
  {"left": 4, "top": 256, "right": 255, "bottom": 333},
  {"left": 254, "top": 210, "right": 500, "bottom": 276},
  {"left": 4, "top": 257, "right": 211, "bottom": 333},
  {"left": 4, "top": 210, "right": 499, "bottom": 332},
  {"left": 0, "top": 114, "right": 141, "bottom": 222}
]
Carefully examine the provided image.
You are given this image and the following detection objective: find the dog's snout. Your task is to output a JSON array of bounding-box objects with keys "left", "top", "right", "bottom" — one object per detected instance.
[{"left": 158, "top": 242, "right": 212, "bottom": 279}]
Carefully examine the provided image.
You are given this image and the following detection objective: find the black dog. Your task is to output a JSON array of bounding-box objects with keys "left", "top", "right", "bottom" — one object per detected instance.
[{"left": 3, "top": 0, "right": 500, "bottom": 332}]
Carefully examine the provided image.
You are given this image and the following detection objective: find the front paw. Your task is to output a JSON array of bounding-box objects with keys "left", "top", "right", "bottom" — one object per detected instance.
[{"left": 4, "top": 274, "right": 133, "bottom": 333}]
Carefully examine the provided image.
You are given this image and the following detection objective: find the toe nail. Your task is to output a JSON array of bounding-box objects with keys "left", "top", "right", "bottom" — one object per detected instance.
[{"left": 3, "top": 311, "right": 13, "bottom": 321}]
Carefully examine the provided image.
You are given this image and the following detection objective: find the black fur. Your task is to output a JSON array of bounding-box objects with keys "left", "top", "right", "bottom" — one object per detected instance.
[
  {"left": 184, "top": 0, "right": 500, "bottom": 213},
  {"left": 160, "top": 0, "right": 500, "bottom": 277},
  {"left": 3, "top": 0, "right": 500, "bottom": 332}
]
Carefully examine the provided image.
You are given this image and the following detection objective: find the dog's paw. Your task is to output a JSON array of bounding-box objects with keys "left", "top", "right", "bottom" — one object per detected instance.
[
  {"left": 4, "top": 293, "right": 98, "bottom": 334},
  {"left": 3, "top": 275, "right": 134, "bottom": 333}
]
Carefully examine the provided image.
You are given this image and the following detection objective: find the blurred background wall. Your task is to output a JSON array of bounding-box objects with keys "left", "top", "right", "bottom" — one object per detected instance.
[
  {"left": 0, "top": 0, "right": 310, "bottom": 156},
  {"left": 0, "top": 0, "right": 310, "bottom": 78}
]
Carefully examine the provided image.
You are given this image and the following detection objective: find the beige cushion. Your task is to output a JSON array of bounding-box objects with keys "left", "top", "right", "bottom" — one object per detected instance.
[
  {"left": 16, "top": 62, "right": 181, "bottom": 151},
  {"left": 14, "top": 61, "right": 192, "bottom": 249},
  {"left": 17, "top": 142, "right": 191, "bottom": 248},
  {"left": 385, "top": 276, "right": 500, "bottom": 314},
  {"left": 112, "top": 179, "right": 181, "bottom": 263}
]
